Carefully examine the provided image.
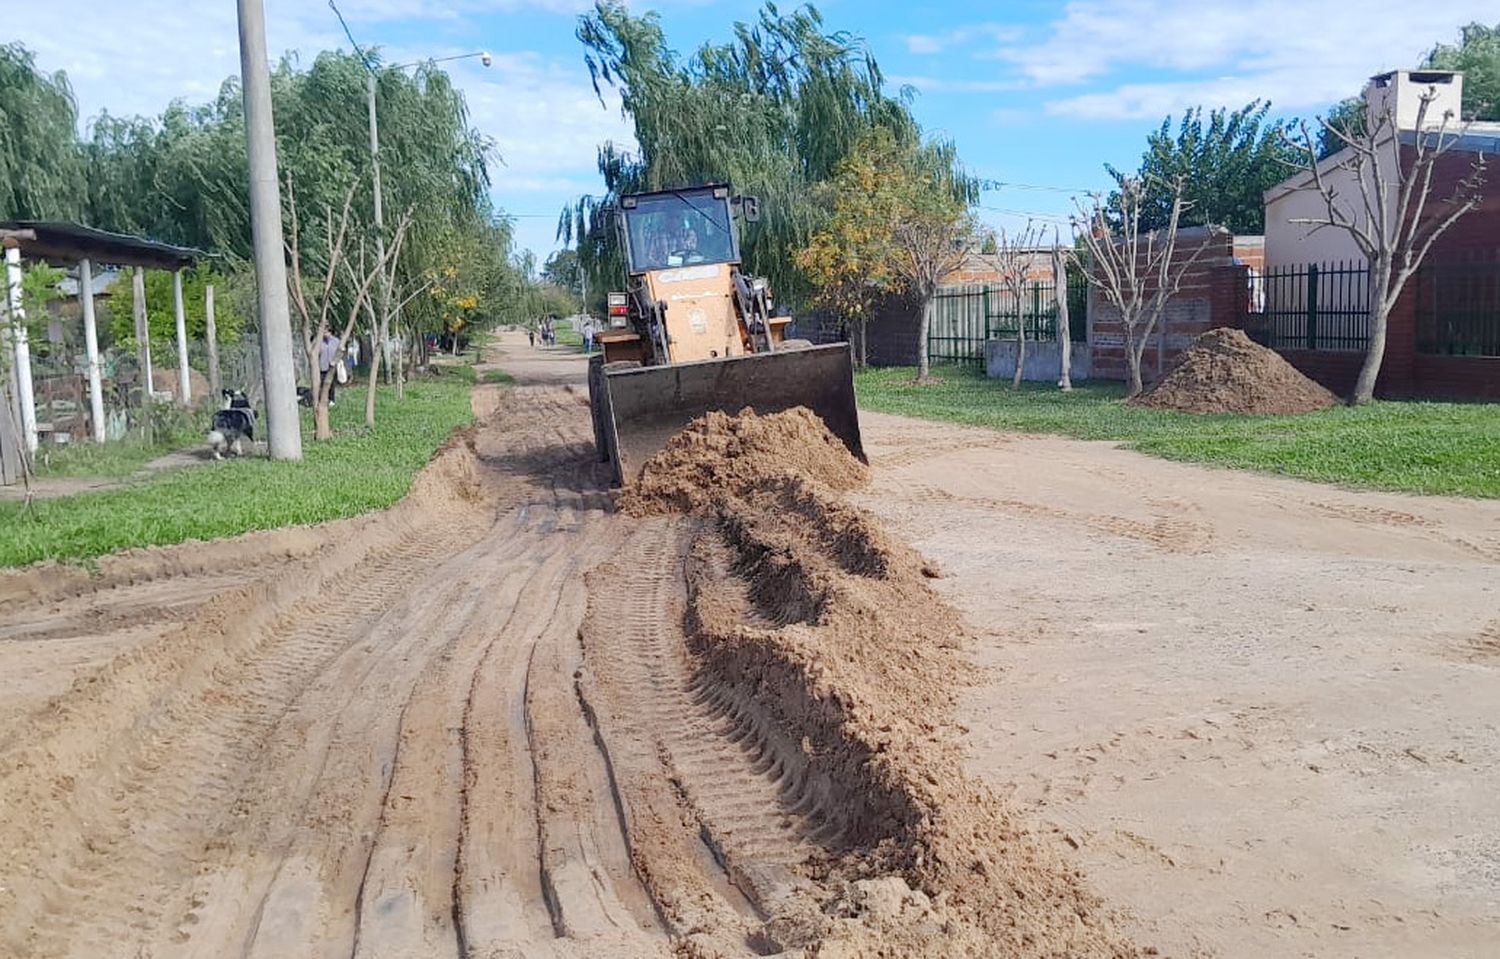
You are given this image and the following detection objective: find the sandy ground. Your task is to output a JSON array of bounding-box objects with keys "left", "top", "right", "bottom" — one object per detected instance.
[
  {"left": 856, "top": 413, "right": 1500, "bottom": 958},
  {"left": 3, "top": 332, "right": 1496, "bottom": 957}
]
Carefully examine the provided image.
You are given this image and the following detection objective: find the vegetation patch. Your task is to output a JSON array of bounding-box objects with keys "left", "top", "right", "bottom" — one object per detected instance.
[
  {"left": 857, "top": 366, "right": 1500, "bottom": 498},
  {"left": 0, "top": 381, "right": 475, "bottom": 568}
]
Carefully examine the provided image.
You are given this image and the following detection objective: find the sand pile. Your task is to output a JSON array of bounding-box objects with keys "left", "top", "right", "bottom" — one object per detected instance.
[
  {"left": 1133, "top": 327, "right": 1339, "bottom": 415},
  {"left": 617, "top": 407, "right": 868, "bottom": 516},
  {"left": 610, "top": 407, "right": 1143, "bottom": 955}
]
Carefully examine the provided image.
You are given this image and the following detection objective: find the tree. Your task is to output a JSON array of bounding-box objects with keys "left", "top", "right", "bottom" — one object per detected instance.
[
  {"left": 1425, "top": 21, "right": 1500, "bottom": 120},
  {"left": 1073, "top": 177, "right": 1203, "bottom": 399},
  {"left": 1051, "top": 238, "right": 1073, "bottom": 392},
  {"left": 991, "top": 222, "right": 1047, "bottom": 390},
  {"left": 105, "top": 265, "right": 244, "bottom": 352},
  {"left": 542, "top": 248, "right": 583, "bottom": 299},
  {"left": 560, "top": 1, "right": 970, "bottom": 314},
  {"left": 795, "top": 130, "right": 902, "bottom": 366},
  {"left": 792, "top": 127, "right": 973, "bottom": 378},
  {"left": 284, "top": 179, "right": 410, "bottom": 440},
  {"left": 1108, "top": 101, "right": 1299, "bottom": 235},
  {"left": 0, "top": 43, "right": 86, "bottom": 220},
  {"left": 1287, "top": 87, "right": 1486, "bottom": 405}
]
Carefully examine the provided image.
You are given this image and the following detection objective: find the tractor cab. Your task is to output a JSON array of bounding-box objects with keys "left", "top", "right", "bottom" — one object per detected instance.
[{"left": 599, "top": 185, "right": 791, "bottom": 366}]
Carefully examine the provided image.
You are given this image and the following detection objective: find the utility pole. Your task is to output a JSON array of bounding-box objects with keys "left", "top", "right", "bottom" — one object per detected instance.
[
  {"left": 237, "top": 0, "right": 302, "bottom": 460},
  {"left": 366, "top": 71, "right": 393, "bottom": 374}
]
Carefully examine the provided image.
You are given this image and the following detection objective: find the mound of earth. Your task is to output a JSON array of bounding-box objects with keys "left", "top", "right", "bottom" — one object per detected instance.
[
  {"left": 617, "top": 406, "right": 869, "bottom": 516},
  {"left": 593, "top": 406, "right": 1145, "bottom": 955},
  {"left": 1132, "top": 327, "right": 1339, "bottom": 415}
]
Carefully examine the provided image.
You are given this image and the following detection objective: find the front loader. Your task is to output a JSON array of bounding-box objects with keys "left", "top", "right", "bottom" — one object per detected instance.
[{"left": 588, "top": 184, "right": 864, "bottom": 485}]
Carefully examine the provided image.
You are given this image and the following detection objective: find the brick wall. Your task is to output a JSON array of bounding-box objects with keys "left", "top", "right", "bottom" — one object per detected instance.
[{"left": 1087, "top": 228, "right": 1249, "bottom": 383}]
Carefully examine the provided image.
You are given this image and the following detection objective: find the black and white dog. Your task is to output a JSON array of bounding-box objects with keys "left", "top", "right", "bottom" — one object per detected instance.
[{"left": 207, "top": 389, "right": 257, "bottom": 459}]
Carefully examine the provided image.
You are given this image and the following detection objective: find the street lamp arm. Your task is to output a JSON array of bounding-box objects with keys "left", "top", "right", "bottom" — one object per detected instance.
[{"left": 388, "top": 51, "right": 492, "bottom": 71}]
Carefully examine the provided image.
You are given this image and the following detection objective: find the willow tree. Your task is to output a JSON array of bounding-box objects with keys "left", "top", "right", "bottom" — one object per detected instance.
[
  {"left": 0, "top": 43, "right": 86, "bottom": 220},
  {"left": 560, "top": 1, "right": 939, "bottom": 311}
]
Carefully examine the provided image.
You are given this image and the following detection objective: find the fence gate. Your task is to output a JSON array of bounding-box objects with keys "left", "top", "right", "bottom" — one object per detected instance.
[{"left": 925, "top": 275, "right": 1087, "bottom": 367}]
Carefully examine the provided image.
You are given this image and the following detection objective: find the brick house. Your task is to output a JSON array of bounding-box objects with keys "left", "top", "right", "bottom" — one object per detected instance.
[{"left": 1260, "top": 70, "right": 1500, "bottom": 400}]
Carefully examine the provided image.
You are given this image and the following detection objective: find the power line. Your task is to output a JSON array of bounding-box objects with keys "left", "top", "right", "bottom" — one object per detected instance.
[{"left": 327, "top": 0, "right": 376, "bottom": 71}]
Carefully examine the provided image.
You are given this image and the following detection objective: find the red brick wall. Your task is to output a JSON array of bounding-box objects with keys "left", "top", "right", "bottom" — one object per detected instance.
[{"left": 1088, "top": 229, "right": 1248, "bottom": 383}]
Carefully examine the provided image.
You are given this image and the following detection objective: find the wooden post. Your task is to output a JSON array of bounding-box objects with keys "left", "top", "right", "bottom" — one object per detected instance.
[
  {"left": 133, "top": 267, "right": 153, "bottom": 397},
  {"left": 173, "top": 268, "right": 191, "bottom": 405},
  {"left": 4, "top": 243, "right": 38, "bottom": 453},
  {"left": 204, "top": 283, "right": 221, "bottom": 399},
  {"left": 79, "top": 258, "right": 107, "bottom": 442}
]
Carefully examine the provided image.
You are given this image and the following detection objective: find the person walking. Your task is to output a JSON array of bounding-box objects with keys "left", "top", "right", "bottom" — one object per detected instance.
[
  {"left": 345, "top": 336, "right": 360, "bottom": 378},
  {"left": 583, "top": 317, "right": 595, "bottom": 354},
  {"left": 318, "top": 330, "right": 340, "bottom": 406}
]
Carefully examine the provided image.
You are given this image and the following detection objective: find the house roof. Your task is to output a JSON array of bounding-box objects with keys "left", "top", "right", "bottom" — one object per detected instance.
[{"left": 0, "top": 220, "right": 202, "bottom": 270}]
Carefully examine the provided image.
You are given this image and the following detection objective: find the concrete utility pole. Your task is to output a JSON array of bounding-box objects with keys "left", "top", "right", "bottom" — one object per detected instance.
[
  {"left": 3, "top": 243, "right": 37, "bottom": 453},
  {"left": 78, "top": 258, "right": 107, "bottom": 441},
  {"left": 238, "top": 0, "right": 302, "bottom": 460}
]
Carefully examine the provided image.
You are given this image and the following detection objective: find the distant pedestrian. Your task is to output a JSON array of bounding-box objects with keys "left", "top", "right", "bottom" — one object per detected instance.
[
  {"left": 583, "top": 319, "right": 595, "bottom": 354},
  {"left": 345, "top": 336, "right": 360, "bottom": 378},
  {"left": 318, "top": 330, "right": 339, "bottom": 406},
  {"left": 528, "top": 326, "right": 536, "bottom": 347}
]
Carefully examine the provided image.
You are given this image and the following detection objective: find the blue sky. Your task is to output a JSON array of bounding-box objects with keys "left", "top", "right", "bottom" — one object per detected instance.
[{"left": 8, "top": 1, "right": 1496, "bottom": 262}]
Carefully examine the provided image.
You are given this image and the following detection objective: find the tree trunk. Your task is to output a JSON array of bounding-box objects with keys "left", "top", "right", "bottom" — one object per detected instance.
[
  {"left": 314, "top": 400, "right": 332, "bottom": 440},
  {"left": 1012, "top": 322, "right": 1026, "bottom": 390},
  {"left": 1125, "top": 329, "right": 1146, "bottom": 398},
  {"left": 1352, "top": 301, "right": 1388, "bottom": 405},
  {"left": 858, "top": 322, "right": 868, "bottom": 369},
  {"left": 365, "top": 348, "right": 381, "bottom": 428},
  {"left": 915, "top": 294, "right": 933, "bottom": 381}
]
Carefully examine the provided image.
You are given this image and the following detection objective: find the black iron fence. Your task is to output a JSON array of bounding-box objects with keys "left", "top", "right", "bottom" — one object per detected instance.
[
  {"left": 1416, "top": 261, "right": 1500, "bottom": 357},
  {"left": 927, "top": 274, "right": 1088, "bottom": 367},
  {"left": 1254, "top": 261, "right": 1370, "bottom": 352}
]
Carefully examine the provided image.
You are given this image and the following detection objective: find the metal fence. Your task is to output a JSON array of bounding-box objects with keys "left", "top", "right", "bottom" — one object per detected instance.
[
  {"left": 1416, "top": 261, "right": 1500, "bottom": 357},
  {"left": 1255, "top": 262, "right": 1370, "bottom": 352},
  {"left": 926, "top": 275, "right": 1088, "bottom": 367}
]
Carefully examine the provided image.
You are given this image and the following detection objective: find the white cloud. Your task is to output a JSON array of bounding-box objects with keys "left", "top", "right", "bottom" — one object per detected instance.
[
  {"left": 904, "top": 23, "right": 1024, "bottom": 56},
  {"left": 992, "top": 0, "right": 1496, "bottom": 118}
]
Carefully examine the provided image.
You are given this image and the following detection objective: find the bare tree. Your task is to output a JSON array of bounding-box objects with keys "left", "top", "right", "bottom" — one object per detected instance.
[
  {"left": 1287, "top": 87, "right": 1486, "bottom": 404},
  {"left": 992, "top": 221, "right": 1047, "bottom": 390},
  {"left": 361, "top": 225, "right": 431, "bottom": 428},
  {"left": 1072, "top": 178, "right": 1202, "bottom": 398},
  {"left": 895, "top": 212, "right": 973, "bottom": 382},
  {"left": 284, "top": 178, "right": 411, "bottom": 440}
]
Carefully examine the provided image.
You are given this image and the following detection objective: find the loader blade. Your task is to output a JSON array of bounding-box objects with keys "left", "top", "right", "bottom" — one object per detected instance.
[{"left": 598, "top": 343, "right": 864, "bottom": 486}]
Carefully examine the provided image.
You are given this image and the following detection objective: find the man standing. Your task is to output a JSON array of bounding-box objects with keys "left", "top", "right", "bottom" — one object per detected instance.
[
  {"left": 318, "top": 330, "right": 339, "bottom": 406},
  {"left": 583, "top": 317, "right": 594, "bottom": 354}
]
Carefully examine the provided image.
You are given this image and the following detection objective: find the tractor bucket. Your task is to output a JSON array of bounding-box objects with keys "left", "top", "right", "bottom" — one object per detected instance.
[{"left": 596, "top": 343, "right": 865, "bottom": 486}]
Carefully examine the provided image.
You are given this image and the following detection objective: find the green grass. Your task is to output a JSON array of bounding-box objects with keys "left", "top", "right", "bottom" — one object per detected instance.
[
  {"left": 856, "top": 365, "right": 1500, "bottom": 498},
  {"left": 552, "top": 326, "right": 584, "bottom": 349},
  {"left": 0, "top": 380, "right": 475, "bottom": 568},
  {"left": 31, "top": 407, "right": 204, "bottom": 481},
  {"left": 481, "top": 369, "right": 516, "bottom": 385}
]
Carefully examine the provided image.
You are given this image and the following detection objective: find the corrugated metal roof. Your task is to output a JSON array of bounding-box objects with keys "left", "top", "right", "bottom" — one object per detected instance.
[{"left": 0, "top": 220, "right": 203, "bottom": 269}]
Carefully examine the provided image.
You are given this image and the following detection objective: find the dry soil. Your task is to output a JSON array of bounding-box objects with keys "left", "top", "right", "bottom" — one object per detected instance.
[{"left": 3, "top": 333, "right": 1495, "bottom": 958}]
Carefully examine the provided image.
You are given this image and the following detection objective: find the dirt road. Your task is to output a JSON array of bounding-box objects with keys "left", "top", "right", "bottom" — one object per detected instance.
[
  {"left": 857, "top": 415, "right": 1500, "bottom": 958},
  {"left": 3, "top": 334, "right": 1495, "bottom": 957}
]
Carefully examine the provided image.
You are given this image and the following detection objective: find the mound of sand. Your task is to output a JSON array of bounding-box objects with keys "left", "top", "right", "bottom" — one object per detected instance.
[
  {"left": 617, "top": 407, "right": 869, "bottom": 516},
  {"left": 1132, "top": 327, "right": 1339, "bottom": 415}
]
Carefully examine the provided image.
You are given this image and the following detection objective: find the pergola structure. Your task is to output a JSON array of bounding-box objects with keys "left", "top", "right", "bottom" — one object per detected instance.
[{"left": 1, "top": 222, "right": 206, "bottom": 483}]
